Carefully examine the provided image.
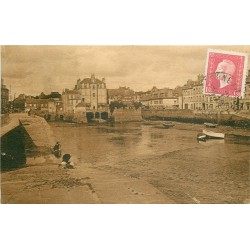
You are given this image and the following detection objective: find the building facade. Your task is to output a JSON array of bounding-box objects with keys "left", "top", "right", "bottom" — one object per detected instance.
[
  {"left": 25, "top": 97, "right": 57, "bottom": 113},
  {"left": 1, "top": 79, "right": 9, "bottom": 113},
  {"left": 108, "top": 86, "right": 135, "bottom": 107},
  {"left": 182, "top": 73, "right": 250, "bottom": 111},
  {"left": 74, "top": 74, "right": 108, "bottom": 110},
  {"left": 240, "top": 69, "right": 250, "bottom": 110},
  {"left": 62, "top": 89, "right": 81, "bottom": 114},
  {"left": 139, "top": 86, "right": 179, "bottom": 109}
]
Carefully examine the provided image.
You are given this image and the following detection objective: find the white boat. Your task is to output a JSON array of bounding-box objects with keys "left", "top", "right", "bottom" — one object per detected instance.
[
  {"left": 204, "top": 122, "right": 218, "bottom": 128},
  {"left": 197, "top": 134, "right": 206, "bottom": 141},
  {"left": 202, "top": 129, "right": 225, "bottom": 139}
]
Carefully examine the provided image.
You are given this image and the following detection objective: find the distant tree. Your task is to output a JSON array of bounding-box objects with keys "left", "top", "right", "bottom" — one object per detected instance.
[
  {"left": 13, "top": 98, "right": 25, "bottom": 112},
  {"left": 39, "top": 92, "right": 47, "bottom": 99},
  {"left": 109, "top": 101, "right": 127, "bottom": 113},
  {"left": 133, "top": 101, "right": 142, "bottom": 110}
]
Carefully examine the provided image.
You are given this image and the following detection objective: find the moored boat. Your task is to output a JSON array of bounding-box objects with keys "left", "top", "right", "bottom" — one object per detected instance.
[
  {"left": 202, "top": 129, "right": 224, "bottom": 139},
  {"left": 204, "top": 122, "right": 218, "bottom": 128},
  {"left": 197, "top": 134, "right": 207, "bottom": 141},
  {"left": 162, "top": 122, "right": 175, "bottom": 128}
]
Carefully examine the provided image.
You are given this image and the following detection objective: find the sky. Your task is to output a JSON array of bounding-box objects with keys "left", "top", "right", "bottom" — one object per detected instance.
[{"left": 1, "top": 45, "right": 250, "bottom": 97}]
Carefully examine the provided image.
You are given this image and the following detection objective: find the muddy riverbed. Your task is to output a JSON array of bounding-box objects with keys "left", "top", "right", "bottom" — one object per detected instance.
[{"left": 49, "top": 121, "right": 250, "bottom": 204}]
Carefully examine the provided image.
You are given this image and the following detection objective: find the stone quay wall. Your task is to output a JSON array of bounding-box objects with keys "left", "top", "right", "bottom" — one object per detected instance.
[
  {"left": 142, "top": 109, "right": 250, "bottom": 127},
  {"left": 111, "top": 108, "right": 143, "bottom": 122}
]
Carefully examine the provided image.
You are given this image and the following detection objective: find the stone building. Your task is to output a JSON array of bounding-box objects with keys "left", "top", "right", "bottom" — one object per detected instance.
[
  {"left": 108, "top": 86, "right": 135, "bottom": 107},
  {"left": 1, "top": 78, "right": 9, "bottom": 113},
  {"left": 25, "top": 97, "right": 56, "bottom": 112},
  {"left": 74, "top": 74, "right": 108, "bottom": 110},
  {"left": 61, "top": 89, "right": 81, "bottom": 114},
  {"left": 139, "top": 86, "right": 179, "bottom": 109},
  {"left": 240, "top": 69, "right": 250, "bottom": 110},
  {"left": 182, "top": 73, "right": 249, "bottom": 111},
  {"left": 182, "top": 75, "right": 206, "bottom": 110}
]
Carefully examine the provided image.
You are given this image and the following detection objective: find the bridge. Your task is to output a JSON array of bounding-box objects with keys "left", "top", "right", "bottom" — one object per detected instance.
[{"left": 1, "top": 113, "right": 56, "bottom": 160}]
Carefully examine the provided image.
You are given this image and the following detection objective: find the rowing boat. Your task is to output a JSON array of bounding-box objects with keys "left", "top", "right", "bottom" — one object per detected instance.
[
  {"left": 204, "top": 122, "right": 218, "bottom": 128},
  {"left": 202, "top": 129, "right": 224, "bottom": 139},
  {"left": 162, "top": 122, "right": 175, "bottom": 128}
]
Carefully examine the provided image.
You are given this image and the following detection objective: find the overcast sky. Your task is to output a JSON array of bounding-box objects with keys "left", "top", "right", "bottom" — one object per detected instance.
[{"left": 1, "top": 45, "right": 250, "bottom": 97}]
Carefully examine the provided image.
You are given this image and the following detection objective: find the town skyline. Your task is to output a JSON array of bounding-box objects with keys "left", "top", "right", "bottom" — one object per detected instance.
[{"left": 2, "top": 45, "right": 250, "bottom": 97}]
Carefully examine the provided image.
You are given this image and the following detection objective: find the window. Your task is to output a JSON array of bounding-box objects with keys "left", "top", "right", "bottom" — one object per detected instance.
[{"left": 93, "top": 93, "right": 95, "bottom": 97}]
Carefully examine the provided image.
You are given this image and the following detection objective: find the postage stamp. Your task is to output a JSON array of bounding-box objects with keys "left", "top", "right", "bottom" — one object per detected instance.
[{"left": 203, "top": 49, "right": 248, "bottom": 97}]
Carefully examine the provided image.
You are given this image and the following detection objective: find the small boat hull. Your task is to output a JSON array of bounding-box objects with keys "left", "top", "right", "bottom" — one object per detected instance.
[
  {"left": 204, "top": 122, "right": 218, "bottom": 128},
  {"left": 197, "top": 135, "right": 207, "bottom": 141},
  {"left": 202, "top": 129, "right": 224, "bottom": 139},
  {"left": 162, "top": 123, "right": 175, "bottom": 128}
]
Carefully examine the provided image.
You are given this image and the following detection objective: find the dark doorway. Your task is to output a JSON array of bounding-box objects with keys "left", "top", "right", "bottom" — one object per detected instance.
[
  {"left": 101, "top": 112, "right": 108, "bottom": 120},
  {"left": 86, "top": 112, "right": 94, "bottom": 122}
]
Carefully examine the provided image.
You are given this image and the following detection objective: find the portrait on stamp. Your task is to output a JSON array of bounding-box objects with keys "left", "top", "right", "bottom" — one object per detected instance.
[{"left": 204, "top": 49, "right": 248, "bottom": 97}]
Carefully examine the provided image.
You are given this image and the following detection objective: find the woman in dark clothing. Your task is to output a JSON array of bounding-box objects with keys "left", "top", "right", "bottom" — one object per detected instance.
[{"left": 60, "top": 154, "right": 75, "bottom": 169}]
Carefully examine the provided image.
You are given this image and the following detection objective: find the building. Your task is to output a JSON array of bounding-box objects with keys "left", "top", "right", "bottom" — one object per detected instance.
[
  {"left": 74, "top": 74, "right": 108, "bottom": 110},
  {"left": 108, "top": 86, "right": 135, "bottom": 107},
  {"left": 61, "top": 89, "right": 81, "bottom": 114},
  {"left": 1, "top": 78, "right": 9, "bottom": 113},
  {"left": 139, "top": 86, "right": 178, "bottom": 109},
  {"left": 182, "top": 75, "right": 206, "bottom": 110},
  {"left": 73, "top": 101, "right": 88, "bottom": 123},
  {"left": 240, "top": 70, "right": 250, "bottom": 110},
  {"left": 25, "top": 97, "right": 56, "bottom": 113},
  {"left": 181, "top": 73, "right": 249, "bottom": 111},
  {"left": 148, "top": 97, "right": 178, "bottom": 109}
]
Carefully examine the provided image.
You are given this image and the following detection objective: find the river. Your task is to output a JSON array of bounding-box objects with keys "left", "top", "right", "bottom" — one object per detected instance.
[{"left": 50, "top": 121, "right": 250, "bottom": 204}]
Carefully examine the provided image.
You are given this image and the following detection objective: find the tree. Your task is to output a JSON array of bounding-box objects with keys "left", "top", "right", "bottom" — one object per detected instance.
[
  {"left": 133, "top": 101, "right": 142, "bottom": 110},
  {"left": 109, "top": 101, "right": 127, "bottom": 113}
]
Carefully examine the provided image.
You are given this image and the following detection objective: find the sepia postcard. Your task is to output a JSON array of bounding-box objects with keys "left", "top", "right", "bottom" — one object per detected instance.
[{"left": 1, "top": 45, "right": 250, "bottom": 204}]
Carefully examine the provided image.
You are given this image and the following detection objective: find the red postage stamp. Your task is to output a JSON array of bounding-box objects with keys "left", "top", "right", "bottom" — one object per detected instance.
[{"left": 204, "top": 49, "right": 248, "bottom": 97}]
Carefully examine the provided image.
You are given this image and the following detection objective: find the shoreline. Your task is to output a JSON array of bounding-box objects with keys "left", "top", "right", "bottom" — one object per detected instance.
[{"left": 1, "top": 155, "right": 175, "bottom": 204}]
